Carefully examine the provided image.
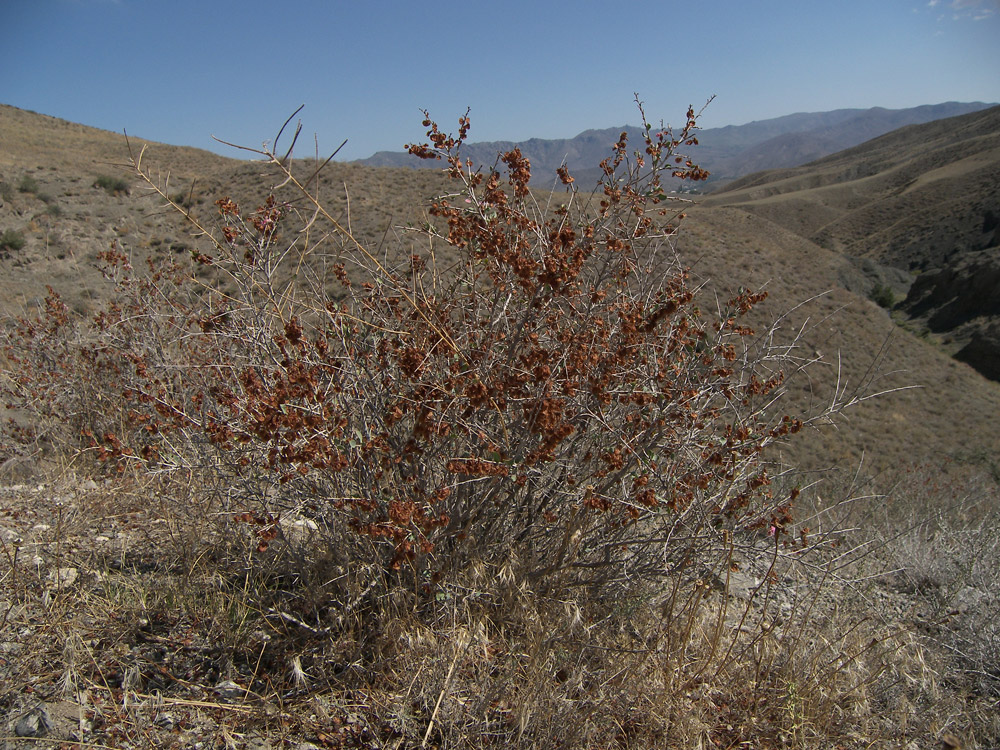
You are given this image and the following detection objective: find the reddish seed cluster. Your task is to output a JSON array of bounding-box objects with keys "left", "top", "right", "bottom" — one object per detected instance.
[{"left": 2, "top": 102, "right": 810, "bottom": 588}]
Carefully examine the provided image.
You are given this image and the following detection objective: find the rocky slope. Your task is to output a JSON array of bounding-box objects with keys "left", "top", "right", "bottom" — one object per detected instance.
[{"left": 705, "top": 105, "right": 1000, "bottom": 382}]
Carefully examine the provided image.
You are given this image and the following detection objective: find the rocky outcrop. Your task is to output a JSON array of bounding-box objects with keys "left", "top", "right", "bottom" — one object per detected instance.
[
  {"left": 902, "top": 249, "right": 1000, "bottom": 328},
  {"left": 956, "top": 322, "right": 1000, "bottom": 382},
  {"left": 899, "top": 247, "right": 1000, "bottom": 381}
]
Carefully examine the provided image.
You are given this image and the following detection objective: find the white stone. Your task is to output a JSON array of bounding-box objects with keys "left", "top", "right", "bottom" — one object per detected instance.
[{"left": 50, "top": 567, "right": 79, "bottom": 587}]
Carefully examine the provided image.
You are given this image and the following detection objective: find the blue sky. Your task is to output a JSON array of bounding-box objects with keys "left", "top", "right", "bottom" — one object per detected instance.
[{"left": 2, "top": 0, "right": 999, "bottom": 161}]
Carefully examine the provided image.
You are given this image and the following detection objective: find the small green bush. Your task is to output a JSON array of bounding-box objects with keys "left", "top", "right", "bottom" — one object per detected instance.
[
  {"left": 94, "top": 175, "right": 130, "bottom": 196},
  {"left": 869, "top": 282, "right": 896, "bottom": 309},
  {"left": 17, "top": 175, "right": 39, "bottom": 194},
  {"left": 0, "top": 181, "right": 13, "bottom": 202},
  {"left": 168, "top": 191, "right": 188, "bottom": 207},
  {"left": 0, "top": 229, "right": 26, "bottom": 252}
]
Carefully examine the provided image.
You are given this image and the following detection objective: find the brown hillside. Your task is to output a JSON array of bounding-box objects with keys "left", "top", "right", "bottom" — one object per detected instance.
[
  {"left": 704, "top": 105, "right": 1000, "bottom": 382},
  {"left": 678, "top": 204, "right": 1000, "bottom": 473},
  {"left": 0, "top": 103, "right": 452, "bottom": 317},
  {"left": 2, "top": 103, "right": 999, "bottom": 477},
  {"left": 3, "top": 105, "right": 1000, "bottom": 749},
  {"left": 706, "top": 105, "right": 1000, "bottom": 269}
]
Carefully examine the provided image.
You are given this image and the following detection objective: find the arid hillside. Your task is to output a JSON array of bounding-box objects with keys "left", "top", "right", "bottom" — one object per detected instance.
[
  {"left": 0, "top": 104, "right": 453, "bottom": 316},
  {"left": 2, "top": 103, "right": 1000, "bottom": 750},
  {"left": 2, "top": 103, "right": 999, "bottom": 479},
  {"left": 677, "top": 203, "right": 1000, "bottom": 474},
  {"left": 707, "top": 105, "right": 1000, "bottom": 270},
  {"left": 705, "top": 104, "right": 1000, "bottom": 383}
]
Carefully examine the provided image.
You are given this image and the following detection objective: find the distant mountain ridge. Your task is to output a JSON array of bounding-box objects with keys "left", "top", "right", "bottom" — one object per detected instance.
[{"left": 360, "top": 102, "right": 996, "bottom": 188}]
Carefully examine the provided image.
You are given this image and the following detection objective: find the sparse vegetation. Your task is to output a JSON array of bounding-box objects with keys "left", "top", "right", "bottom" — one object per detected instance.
[
  {"left": 93, "top": 174, "right": 130, "bottom": 195},
  {"left": 1, "top": 101, "right": 999, "bottom": 747},
  {"left": 17, "top": 174, "right": 39, "bottom": 194},
  {"left": 871, "top": 462, "right": 1000, "bottom": 701},
  {"left": 869, "top": 281, "right": 896, "bottom": 308},
  {"left": 170, "top": 189, "right": 200, "bottom": 208},
  {"left": 0, "top": 228, "right": 26, "bottom": 252},
  {"left": 7, "top": 104, "right": 823, "bottom": 596}
]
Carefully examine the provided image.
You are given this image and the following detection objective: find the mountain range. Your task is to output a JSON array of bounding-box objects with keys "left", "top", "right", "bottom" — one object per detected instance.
[{"left": 360, "top": 101, "right": 996, "bottom": 188}]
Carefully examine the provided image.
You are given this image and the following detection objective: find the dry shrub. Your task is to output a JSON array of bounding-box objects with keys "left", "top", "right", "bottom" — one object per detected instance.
[
  {"left": 0, "top": 102, "right": 910, "bottom": 747},
  {"left": 3, "top": 102, "right": 842, "bottom": 595},
  {"left": 873, "top": 462, "right": 1000, "bottom": 700}
]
